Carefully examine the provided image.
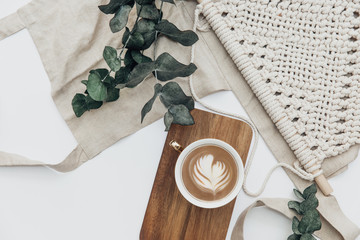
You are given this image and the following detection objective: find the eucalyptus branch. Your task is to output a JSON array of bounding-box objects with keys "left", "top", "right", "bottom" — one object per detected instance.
[
  {"left": 72, "top": 0, "right": 199, "bottom": 130},
  {"left": 287, "top": 184, "right": 322, "bottom": 240}
]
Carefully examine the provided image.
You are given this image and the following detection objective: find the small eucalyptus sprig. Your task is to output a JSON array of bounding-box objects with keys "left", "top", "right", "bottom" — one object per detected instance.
[
  {"left": 287, "top": 184, "right": 322, "bottom": 240},
  {"left": 72, "top": 0, "right": 199, "bottom": 130}
]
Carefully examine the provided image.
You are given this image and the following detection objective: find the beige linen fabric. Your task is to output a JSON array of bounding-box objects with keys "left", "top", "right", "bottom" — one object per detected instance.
[
  {"left": 0, "top": 0, "right": 359, "bottom": 238},
  {"left": 0, "top": 0, "right": 230, "bottom": 171}
]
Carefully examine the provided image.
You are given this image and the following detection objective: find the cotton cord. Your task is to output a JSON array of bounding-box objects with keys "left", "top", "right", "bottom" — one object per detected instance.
[{"left": 189, "top": 4, "right": 319, "bottom": 197}]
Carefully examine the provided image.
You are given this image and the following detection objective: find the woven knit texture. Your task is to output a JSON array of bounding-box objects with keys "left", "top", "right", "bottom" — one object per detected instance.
[{"left": 200, "top": 0, "right": 360, "bottom": 174}]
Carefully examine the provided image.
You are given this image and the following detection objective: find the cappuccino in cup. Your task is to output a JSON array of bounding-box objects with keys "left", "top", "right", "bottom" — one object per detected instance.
[{"left": 173, "top": 139, "right": 244, "bottom": 208}]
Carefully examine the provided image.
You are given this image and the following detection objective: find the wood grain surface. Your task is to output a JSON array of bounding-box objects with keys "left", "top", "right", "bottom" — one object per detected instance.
[{"left": 140, "top": 109, "right": 252, "bottom": 240}]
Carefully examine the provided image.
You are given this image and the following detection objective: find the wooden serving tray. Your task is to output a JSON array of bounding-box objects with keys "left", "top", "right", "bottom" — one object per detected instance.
[{"left": 140, "top": 109, "right": 252, "bottom": 240}]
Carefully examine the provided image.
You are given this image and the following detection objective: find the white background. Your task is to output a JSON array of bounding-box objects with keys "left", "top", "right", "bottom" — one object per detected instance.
[{"left": 0, "top": 1, "right": 359, "bottom": 239}]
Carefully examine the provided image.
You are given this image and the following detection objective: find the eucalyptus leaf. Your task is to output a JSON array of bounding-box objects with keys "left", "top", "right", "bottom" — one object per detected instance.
[
  {"left": 124, "top": 50, "right": 137, "bottom": 69},
  {"left": 115, "top": 66, "right": 131, "bottom": 84},
  {"left": 168, "top": 104, "right": 194, "bottom": 126},
  {"left": 141, "top": 83, "right": 162, "bottom": 123},
  {"left": 292, "top": 217, "right": 301, "bottom": 235},
  {"left": 135, "top": 0, "right": 154, "bottom": 5},
  {"left": 110, "top": 5, "right": 132, "bottom": 33},
  {"left": 298, "top": 210, "right": 321, "bottom": 234},
  {"left": 86, "top": 95, "right": 103, "bottom": 109},
  {"left": 155, "top": 20, "right": 199, "bottom": 46},
  {"left": 161, "top": 0, "right": 175, "bottom": 4},
  {"left": 287, "top": 234, "right": 301, "bottom": 240},
  {"left": 300, "top": 194, "right": 319, "bottom": 214},
  {"left": 300, "top": 233, "right": 316, "bottom": 240},
  {"left": 106, "top": 87, "right": 120, "bottom": 102},
  {"left": 135, "top": 19, "right": 156, "bottom": 49},
  {"left": 126, "top": 62, "right": 155, "bottom": 88},
  {"left": 81, "top": 80, "right": 88, "bottom": 86},
  {"left": 294, "top": 189, "right": 304, "bottom": 200},
  {"left": 90, "top": 69, "right": 109, "bottom": 80},
  {"left": 303, "top": 183, "right": 317, "bottom": 199},
  {"left": 103, "top": 46, "right": 121, "bottom": 71},
  {"left": 72, "top": 94, "right": 88, "bottom": 117},
  {"left": 154, "top": 52, "right": 197, "bottom": 81},
  {"left": 137, "top": 3, "right": 160, "bottom": 20},
  {"left": 164, "top": 111, "right": 174, "bottom": 131},
  {"left": 160, "top": 82, "right": 194, "bottom": 110},
  {"left": 99, "top": 0, "right": 133, "bottom": 14},
  {"left": 136, "top": 19, "right": 156, "bottom": 33},
  {"left": 72, "top": 94, "right": 103, "bottom": 117},
  {"left": 288, "top": 201, "right": 302, "bottom": 215},
  {"left": 87, "top": 72, "right": 108, "bottom": 101},
  {"left": 131, "top": 50, "right": 152, "bottom": 63},
  {"left": 122, "top": 28, "right": 145, "bottom": 49},
  {"left": 103, "top": 76, "right": 116, "bottom": 87}
]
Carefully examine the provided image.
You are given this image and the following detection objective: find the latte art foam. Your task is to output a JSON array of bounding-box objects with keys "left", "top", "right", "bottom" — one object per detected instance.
[
  {"left": 182, "top": 145, "right": 238, "bottom": 201},
  {"left": 193, "top": 154, "right": 231, "bottom": 194}
]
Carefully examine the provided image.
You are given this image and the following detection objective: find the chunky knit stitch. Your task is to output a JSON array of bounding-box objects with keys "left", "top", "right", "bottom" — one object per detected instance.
[{"left": 198, "top": 0, "right": 360, "bottom": 175}]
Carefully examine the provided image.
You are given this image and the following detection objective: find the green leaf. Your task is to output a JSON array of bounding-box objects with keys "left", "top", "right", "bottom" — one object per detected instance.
[
  {"left": 81, "top": 80, "right": 88, "bottom": 86},
  {"left": 137, "top": 3, "right": 160, "bottom": 20},
  {"left": 155, "top": 20, "right": 199, "bottom": 46},
  {"left": 103, "top": 76, "right": 116, "bottom": 87},
  {"left": 136, "top": 19, "right": 156, "bottom": 33},
  {"left": 89, "top": 69, "right": 109, "bottom": 80},
  {"left": 131, "top": 50, "right": 152, "bottom": 63},
  {"left": 124, "top": 50, "right": 137, "bottom": 69},
  {"left": 288, "top": 201, "right": 302, "bottom": 215},
  {"left": 160, "top": 82, "right": 194, "bottom": 110},
  {"left": 164, "top": 111, "right": 174, "bottom": 131},
  {"left": 292, "top": 217, "right": 301, "bottom": 235},
  {"left": 135, "top": 0, "right": 154, "bottom": 5},
  {"left": 122, "top": 28, "right": 145, "bottom": 49},
  {"left": 303, "top": 184, "right": 317, "bottom": 199},
  {"left": 135, "top": 19, "right": 156, "bottom": 50},
  {"left": 115, "top": 66, "right": 131, "bottom": 84},
  {"left": 300, "top": 193, "right": 319, "bottom": 213},
  {"left": 106, "top": 87, "right": 120, "bottom": 102},
  {"left": 287, "top": 234, "right": 301, "bottom": 240},
  {"left": 168, "top": 104, "right": 194, "bottom": 126},
  {"left": 99, "top": 0, "right": 133, "bottom": 14},
  {"left": 72, "top": 94, "right": 88, "bottom": 117},
  {"left": 87, "top": 72, "right": 108, "bottom": 101},
  {"left": 300, "top": 233, "right": 316, "bottom": 240},
  {"left": 298, "top": 210, "right": 322, "bottom": 234},
  {"left": 154, "top": 52, "right": 197, "bottom": 81},
  {"left": 72, "top": 94, "right": 103, "bottom": 117},
  {"left": 126, "top": 62, "right": 155, "bottom": 88},
  {"left": 141, "top": 83, "right": 162, "bottom": 123},
  {"left": 294, "top": 189, "right": 304, "bottom": 200},
  {"left": 110, "top": 5, "right": 132, "bottom": 33},
  {"left": 86, "top": 95, "right": 103, "bottom": 109},
  {"left": 161, "top": 0, "right": 175, "bottom": 4},
  {"left": 103, "top": 46, "right": 121, "bottom": 72}
]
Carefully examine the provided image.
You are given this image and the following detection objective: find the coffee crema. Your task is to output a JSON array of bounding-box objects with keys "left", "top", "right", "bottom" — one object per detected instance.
[{"left": 181, "top": 144, "right": 238, "bottom": 201}]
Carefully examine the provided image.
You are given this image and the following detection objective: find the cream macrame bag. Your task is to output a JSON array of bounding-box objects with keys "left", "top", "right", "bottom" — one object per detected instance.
[
  {"left": 191, "top": 0, "right": 360, "bottom": 238},
  {"left": 0, "top": 0, "right": 229, "bottom": 172},
  {"left": 196, "top": 0, "right": 360, "bottom": 194}
]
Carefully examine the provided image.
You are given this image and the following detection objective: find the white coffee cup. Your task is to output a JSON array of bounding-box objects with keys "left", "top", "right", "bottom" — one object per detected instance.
[{"left": 171, "top": 138, "right": 244, "bottom": 209}]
